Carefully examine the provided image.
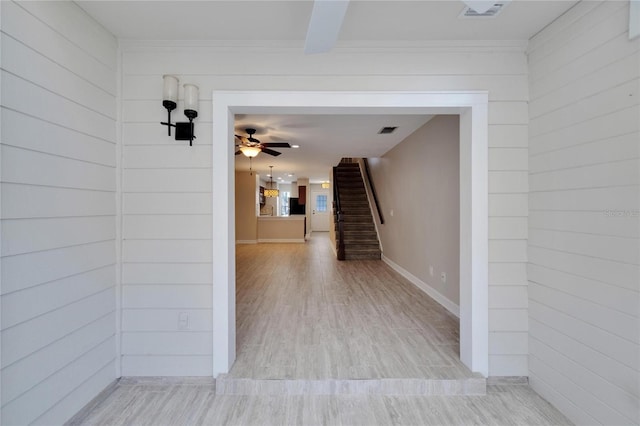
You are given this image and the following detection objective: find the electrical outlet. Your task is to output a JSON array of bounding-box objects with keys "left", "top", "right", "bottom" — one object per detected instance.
[
  {"left": 390, "top": 209, "right": 394, "bottom": 217},
  {"left": 429, "top": 265, "right": 434, "bottom": 276},
  {"left": 441, "top": 272, "right": 447, "bottom": 283},
  {"left": 178, "top": 312, "right": 189, "bottom": 330}
]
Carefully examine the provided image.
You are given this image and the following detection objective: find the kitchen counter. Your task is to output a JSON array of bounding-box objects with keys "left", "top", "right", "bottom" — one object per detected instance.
[{"left": 257, "top": 216, "right": 306, "bottom": 243}]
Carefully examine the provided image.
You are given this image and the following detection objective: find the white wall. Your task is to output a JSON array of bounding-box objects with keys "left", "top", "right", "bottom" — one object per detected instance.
[
  {"left": 527, "top": 1, "right": 640, "bottom": 424},
  {"left": 369, "top": 115, "right": 460, "bottom": 310},
  {"left": 120, "top": 39, "right": 530, "bottom": 376},
  {"left": 0, "top": 1, "right": 118, "bottom": 424}
]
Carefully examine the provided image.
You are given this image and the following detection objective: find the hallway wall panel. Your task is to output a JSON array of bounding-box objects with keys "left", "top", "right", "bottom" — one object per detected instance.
[
  {"left": 527, "top": 1, "right": 640, "bottom": 424},
  {"left": 120, "top": 40, "right": 530, "bottom": 376},
  {"left": 0, "top": 1, "right": 118, "bottom": 424}
]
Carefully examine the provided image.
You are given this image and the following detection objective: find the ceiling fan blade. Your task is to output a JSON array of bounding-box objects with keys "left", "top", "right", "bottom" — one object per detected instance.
[
  {"left": 304, "top": 0, "right": 349, "bottom": 54},
  {"left": 235, "top": 150, "right": 242, "bottom": 156},
  {"left": 262, "top": 142, "right": 291, "bottom": 148},
  {"left": 462, "top": 1, "right": 496, "bottom": 14},
  {"left": 261, "top": 148, "right": 282, "bottom": 157}
]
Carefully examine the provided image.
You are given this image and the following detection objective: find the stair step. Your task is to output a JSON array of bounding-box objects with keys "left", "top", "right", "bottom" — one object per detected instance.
[
  {"left": 342, "top": 216, "right": 373, "bottom": 223},
  {"left": 215, "top": 376, "right": 486, "bottom": 396},
  {"left": 337, "top": 225, "right": 376, "bottom": 232},
  {"left": 337, "top": 183, "right": 364, "bottom": 187}
]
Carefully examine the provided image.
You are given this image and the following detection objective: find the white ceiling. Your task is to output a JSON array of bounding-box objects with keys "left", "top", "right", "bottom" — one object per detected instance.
[
  {"left": 77, "top": 0, "right": 578, "bottom": 183},
  {"left": 78, "top": 1, "right": 577, "bottom": 42},
  {"left": 234, "top": 114, "right": 433, "bottom": 183}
]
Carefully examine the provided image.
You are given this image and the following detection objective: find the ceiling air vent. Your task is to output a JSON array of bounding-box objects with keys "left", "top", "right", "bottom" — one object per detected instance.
[
  {"left": 460, "top": 3, "right": 507, "bottom": 18},
  {"left": 378, "top": 126, "right": 397, "bottom": 134}
]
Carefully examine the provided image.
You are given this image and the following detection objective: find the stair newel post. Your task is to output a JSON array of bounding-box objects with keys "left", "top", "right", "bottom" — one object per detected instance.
[{"left": 333, "top": 167, "right": 346, "bottom": 261}]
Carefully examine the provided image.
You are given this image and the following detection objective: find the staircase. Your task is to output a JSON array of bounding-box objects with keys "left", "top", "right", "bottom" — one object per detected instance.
[{"left": 334, "top": 162, "right": 381, "bottom": 260}]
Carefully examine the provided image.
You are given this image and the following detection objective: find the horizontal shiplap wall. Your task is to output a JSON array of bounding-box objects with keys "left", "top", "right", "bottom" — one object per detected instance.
[
  {"left": 121, "top": 40, "right": 529, "bottom": 376},
  {"left": 0, "top": 1, "right": 117, "bottom": 425},
  {"left": 527, "top": 1, "right": 640, "bottom": 425}
]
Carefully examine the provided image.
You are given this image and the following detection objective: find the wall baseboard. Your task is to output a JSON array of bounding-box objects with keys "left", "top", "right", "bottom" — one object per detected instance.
[
  {"left": 64, "top": 379, "right": 119, "bottom": 425},
  {"left": 487, "top": 376, "right": 529, "bottom": 386},
  {"left": 382, "top": 254, "right": 460, "bottom": 318},
  {"left": 257, "top": 239, "right": 305, "bottom": 243},
  {"left": 236, "top": 240, "right": 257, "bottom": 244}
]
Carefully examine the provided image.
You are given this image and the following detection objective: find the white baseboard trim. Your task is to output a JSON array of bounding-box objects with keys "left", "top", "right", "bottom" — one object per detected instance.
[
  {"left": 382, "top": 254, "right": 460, "bottom": 318},
  {"left": 257, "top": 238, "right": 306, "bottom": 243},
  {"left": 236, "top": 240, "right": 257, "bottom": 244},
  {"left": 65, "top": 379, "right": 120, "bottom": 425}
]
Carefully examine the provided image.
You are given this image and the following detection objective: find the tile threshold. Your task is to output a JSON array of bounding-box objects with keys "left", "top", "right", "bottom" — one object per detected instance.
[{"left": 215, "top": 375, "right": 486, "bottom": 396}]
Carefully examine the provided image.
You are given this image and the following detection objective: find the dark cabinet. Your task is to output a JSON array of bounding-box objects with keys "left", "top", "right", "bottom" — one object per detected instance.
[{"left": 298, "top": 185, "right": 306, "bottom": 205}]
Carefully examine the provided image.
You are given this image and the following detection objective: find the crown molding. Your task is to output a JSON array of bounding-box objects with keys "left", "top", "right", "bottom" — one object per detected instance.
[{"left": 119, "top": 39, "right": 528, "bottom": 53}]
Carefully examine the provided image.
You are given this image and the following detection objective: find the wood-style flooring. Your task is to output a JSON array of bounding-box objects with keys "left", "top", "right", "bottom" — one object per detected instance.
[
  {"left": 68, "top": 234, "right": 572, "bottom": 425},
  {"left": 69, "top": 378, "right": 572, "bottom": 425},
  {"left": 233, "top": 233, "right": 470, "bottom": 381}
]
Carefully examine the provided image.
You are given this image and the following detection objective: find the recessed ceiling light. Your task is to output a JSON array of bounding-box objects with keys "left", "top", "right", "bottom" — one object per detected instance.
[
  {"left": 288, "top": 173, "right": 294, "bottom": 177},
  {"left": 266, "top": 174, "right": 271, "bottom": 177},
  {"left": 291, "top": 145, "right": 300, "bottom": 148}
]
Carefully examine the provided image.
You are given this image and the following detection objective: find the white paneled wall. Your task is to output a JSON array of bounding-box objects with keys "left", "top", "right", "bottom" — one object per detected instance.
[
  {"left": 121, "top": 40, "right": 529, "bottom": 376},
  {"left": 527, "top": 1, "right": 640, "bottom": 424},
  {"left": 0, "top": 1, "right": 117, "bottom": 425}
]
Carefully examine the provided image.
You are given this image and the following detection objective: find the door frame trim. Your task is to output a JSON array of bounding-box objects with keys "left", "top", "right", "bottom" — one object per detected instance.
[
  {"left": 211, "top": 90, "right": 489, "bottom": 377},
  {"left": 310, "top": 190, "right": 331, "bottom": 232}
]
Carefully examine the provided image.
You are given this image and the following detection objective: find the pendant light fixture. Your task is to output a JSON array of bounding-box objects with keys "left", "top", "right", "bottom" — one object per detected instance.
[{"left": 264, "top": 166, "right": 279, "bottom": 197}]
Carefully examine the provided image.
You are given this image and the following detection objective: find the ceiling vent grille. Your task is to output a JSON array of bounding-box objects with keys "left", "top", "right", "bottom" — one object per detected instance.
[
  {"left": 460, "top": 3, "right": 507, "bottom": 18},
  {"left": 378, "top": 126, "right": 397, "bottom": 134}
]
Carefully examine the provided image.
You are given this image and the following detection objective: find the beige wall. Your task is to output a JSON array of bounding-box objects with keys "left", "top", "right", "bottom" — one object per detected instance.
[
  {"left": 369, "top": 115, "right": 460, "bottom": 306},
  {"left": 257, "top": 217, "right": 305, "bottom": 241},
  {"left": 235, "top": 171, "right": 259, "bottom": 242}
]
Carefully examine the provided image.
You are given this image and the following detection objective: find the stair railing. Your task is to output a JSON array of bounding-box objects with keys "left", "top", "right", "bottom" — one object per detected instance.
[
  {"left": 333, "top": 166, "right": 346, "bottom": 261},
  {"left": 363, "top": 158, "right": 385, "bottom": 225}
]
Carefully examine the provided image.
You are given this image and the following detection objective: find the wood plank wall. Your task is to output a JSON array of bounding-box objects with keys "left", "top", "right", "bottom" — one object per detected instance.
[
  {"left": 120, "top": 39, "right": 530, "bottom": 377},
  {"left": 527, "top": 1, "right": 640, "bottom": 424},
  {"left": 0, "top": 2, "right": 118, "bottom": 424}
]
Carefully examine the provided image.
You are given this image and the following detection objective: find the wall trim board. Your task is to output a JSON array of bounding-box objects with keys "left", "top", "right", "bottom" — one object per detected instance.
[
  {"left": 382, "top": 254, "right": 460, "bottom": 318},
  {"left": 629, "top": 0, "right": 639, "bottom": 39},
  {"left": 235, "top": 240, "right": 257, "bottom": 244},
  {"left": 211, "top": 90, "right": 489, "bottom": 378},
  {"left": 120, "top": 39, "right": 528, "bottom": 53}
]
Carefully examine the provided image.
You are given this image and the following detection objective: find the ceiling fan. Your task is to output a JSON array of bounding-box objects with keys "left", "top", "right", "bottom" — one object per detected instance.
[{"left": 235, "top": 128, "right": 292, "bottom": 157}]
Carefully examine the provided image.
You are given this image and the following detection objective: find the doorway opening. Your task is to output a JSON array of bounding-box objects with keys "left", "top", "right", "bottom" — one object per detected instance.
[{"left": 212, "top": 91, "right": 489, "bottom": 378}]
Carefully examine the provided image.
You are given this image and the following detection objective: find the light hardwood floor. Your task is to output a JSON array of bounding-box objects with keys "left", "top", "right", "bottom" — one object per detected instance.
[
  {"left": 233, "top": 233, "right": 470, "bottom": 380},
  {"left": 69, "top": 234, "right": 572, "bottom": 425},
  {"left": 69, "top": 378, "right": 571, "bottom": 425}
]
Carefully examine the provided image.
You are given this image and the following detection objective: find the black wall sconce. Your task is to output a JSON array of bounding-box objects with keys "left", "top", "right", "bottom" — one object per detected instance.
[{"left": 160, "top": 75, "right": 199, "bottom": 146}]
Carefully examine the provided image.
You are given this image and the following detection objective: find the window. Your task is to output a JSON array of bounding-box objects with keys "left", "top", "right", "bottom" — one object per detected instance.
[
  {"left": 280, "top": 191, "right": 290, "bottom": 216},
  {"left": 316, "top": 194, "right": 327, "bottom": 212}
]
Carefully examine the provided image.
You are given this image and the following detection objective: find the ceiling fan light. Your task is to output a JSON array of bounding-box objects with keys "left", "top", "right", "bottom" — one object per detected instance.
[{"left": 240, "top": 145, "right": 261, "bottom": 157}]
